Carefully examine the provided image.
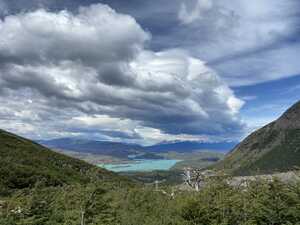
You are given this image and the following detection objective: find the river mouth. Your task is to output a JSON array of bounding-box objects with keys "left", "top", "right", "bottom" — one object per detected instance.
[{"left": 98, "top": 159, "right": 181, "bottom": 172}]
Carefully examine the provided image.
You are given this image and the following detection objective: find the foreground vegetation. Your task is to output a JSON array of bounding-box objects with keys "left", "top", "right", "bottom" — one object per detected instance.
[
  {"left": 120, "top": 170, "right": 183, "bottom": 185},
  {"left": 1, "top": 177, "right": 300, "bottom": 225}
]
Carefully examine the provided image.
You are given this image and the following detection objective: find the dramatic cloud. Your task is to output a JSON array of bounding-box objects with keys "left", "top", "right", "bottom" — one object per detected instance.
[
  {"left": 0, "top": 3, "right": 244, "bottom": 143},
  {"left": 176, "top": 0, "right": 300, "bottom": 86},
  {"left": 2, "top": 0, "right": 299, "bottom": 87}
]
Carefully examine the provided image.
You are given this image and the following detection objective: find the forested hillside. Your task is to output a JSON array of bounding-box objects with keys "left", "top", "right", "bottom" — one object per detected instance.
[{"left": 0, "top": 129, "right": 131, "bottom": 196}]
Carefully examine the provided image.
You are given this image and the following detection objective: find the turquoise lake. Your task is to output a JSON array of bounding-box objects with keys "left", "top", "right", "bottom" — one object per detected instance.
[{"left": 98, "top": 159, "right": 180, "bottom": 172}]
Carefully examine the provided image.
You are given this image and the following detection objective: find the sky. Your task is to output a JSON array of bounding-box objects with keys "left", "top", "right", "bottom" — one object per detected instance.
[{"left": 0, "top": 0, "right": 299, "bottom": 145}]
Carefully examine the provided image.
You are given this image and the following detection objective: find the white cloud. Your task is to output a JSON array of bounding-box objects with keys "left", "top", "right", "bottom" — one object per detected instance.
[
  {"left": 175, "top": 0, "right": 300, "bottom": 86},
  {"left": 211, "top": 42, "right": 300, "bottom": 86},
  {"left": 0, "top": 5, "right": 149, "bottom": 62},
  {"left": 0, "top": 3, "right": 245, "bottom": 143},
  {"left": 135, "top": 127, "right": 210, "bottom": 145},
  {"left": 178, "top": 0, "right": 213, "bottom": 24}
]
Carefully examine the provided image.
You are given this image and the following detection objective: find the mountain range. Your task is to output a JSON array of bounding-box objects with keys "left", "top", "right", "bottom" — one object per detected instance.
[
  {"left": 144, "top": 141, "right": 236, "bottom": 153},
  {"left": 38, "top": 138, "right": 236, "bottom": 159},
  {"left": 38, "top": 138, "right": 144, "bottom": 158}
]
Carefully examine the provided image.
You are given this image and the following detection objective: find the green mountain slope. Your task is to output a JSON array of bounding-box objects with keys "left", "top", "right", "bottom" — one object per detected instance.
[
  {"left": 214, "top": 100, "right": 300, "bottom": 175},
  {"left": 0, "top": 129, "right": 129, "bottom": 195}
]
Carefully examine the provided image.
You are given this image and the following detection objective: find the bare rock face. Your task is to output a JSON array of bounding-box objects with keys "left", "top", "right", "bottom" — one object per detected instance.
[
  {"left": 275, "top": 100, "right": 300, "bottom": 129},
  {"left": 214, "top": 100, "right": 300, "bottom": 176}
]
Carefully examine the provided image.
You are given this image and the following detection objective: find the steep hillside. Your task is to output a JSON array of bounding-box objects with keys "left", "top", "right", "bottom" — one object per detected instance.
[
  {"left": 0, "top": 130, "right": 129, "bottom": 195},
  {"left": 214, "top": 100, "right": 300, "bottom": 175}
]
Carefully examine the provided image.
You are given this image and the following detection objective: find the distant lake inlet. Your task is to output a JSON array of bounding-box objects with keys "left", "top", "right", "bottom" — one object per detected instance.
[{"left": 98, "top": 159, "right": 181, "bottom": 172}]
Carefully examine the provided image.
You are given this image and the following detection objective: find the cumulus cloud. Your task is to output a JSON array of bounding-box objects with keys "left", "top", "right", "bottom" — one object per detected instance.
[
  {"left": 0, "top": 4, "right": 149, "bottom": 83},
  {"left": 0, "top": 3, "right": 244, "bottom": 143},
  {"left": 3, "top": 0, "right": 298, "bottom": 87}
]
